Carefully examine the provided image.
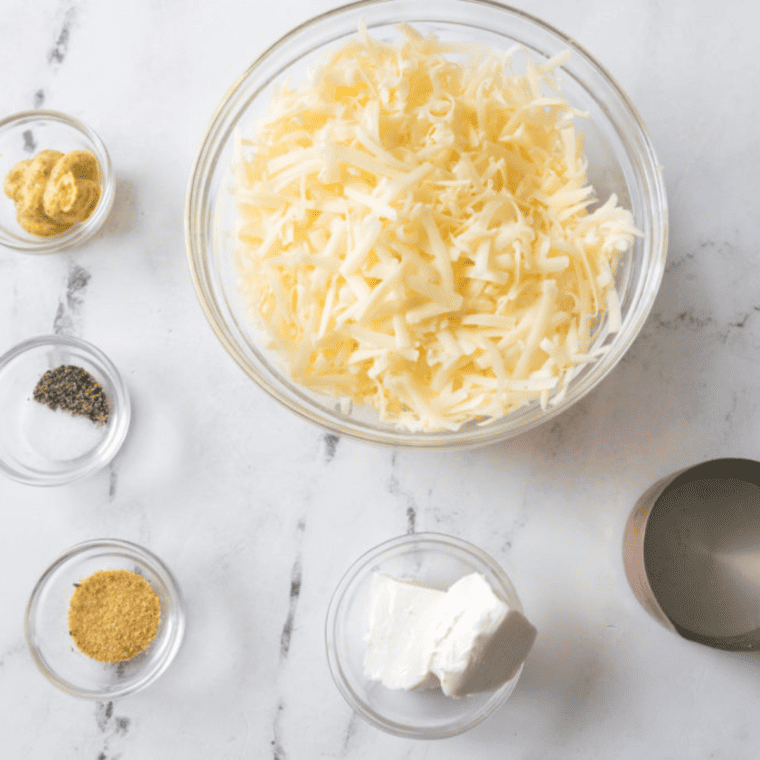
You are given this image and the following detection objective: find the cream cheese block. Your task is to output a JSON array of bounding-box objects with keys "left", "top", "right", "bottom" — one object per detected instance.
[
  {"left": 429, "top": 572, "right": 537, "bottom": 697},
  {"left": 364, "top": 573, "right": 446, "bottom": 690},
  {"left": 364, "top": 571, "right": 537, "bottom": 697}
]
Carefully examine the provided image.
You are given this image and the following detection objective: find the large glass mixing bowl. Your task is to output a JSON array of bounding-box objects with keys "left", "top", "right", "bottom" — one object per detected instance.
[{"left": 186, "top": 0, "right": 667, "bottom": 448}]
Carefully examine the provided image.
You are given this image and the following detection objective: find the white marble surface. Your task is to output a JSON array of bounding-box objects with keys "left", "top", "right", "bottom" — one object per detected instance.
[{"left": 2, "top": 0, "right": 760, "bottom": 757}]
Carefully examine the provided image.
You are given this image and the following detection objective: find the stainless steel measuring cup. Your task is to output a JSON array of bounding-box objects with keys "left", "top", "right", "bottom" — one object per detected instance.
[{"left": 623, "top": 458, "right": 760, "bottom": 651}]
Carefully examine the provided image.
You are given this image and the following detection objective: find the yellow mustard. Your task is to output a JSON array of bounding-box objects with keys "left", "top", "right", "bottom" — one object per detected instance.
[{"left": 3, "top": 149, "right": 102, "bottom": 237}]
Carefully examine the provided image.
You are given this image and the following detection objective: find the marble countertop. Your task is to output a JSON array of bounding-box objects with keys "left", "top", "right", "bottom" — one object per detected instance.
[{"left": 2, "top": 0, "right": 760, "bottom": 757}]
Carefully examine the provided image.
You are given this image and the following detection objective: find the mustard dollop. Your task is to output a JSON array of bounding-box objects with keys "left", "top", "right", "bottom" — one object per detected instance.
[{"left": 3, "top": 149, "right": 102, "bottom": 237}]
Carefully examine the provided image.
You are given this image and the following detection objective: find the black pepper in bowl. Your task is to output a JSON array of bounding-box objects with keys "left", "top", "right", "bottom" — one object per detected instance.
[{"left": 32, "top": 365, "right": 110, "bottom": 426}]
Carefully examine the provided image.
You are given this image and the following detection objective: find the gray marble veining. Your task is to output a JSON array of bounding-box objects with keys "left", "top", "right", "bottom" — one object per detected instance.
[{"left": 2, "top": 0, "right": 760, "bottom": 758}]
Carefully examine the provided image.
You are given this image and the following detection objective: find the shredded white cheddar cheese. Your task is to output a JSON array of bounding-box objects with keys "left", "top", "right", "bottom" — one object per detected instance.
[{"left": 233, "top": 23, "right": 639, "bottom": 432}]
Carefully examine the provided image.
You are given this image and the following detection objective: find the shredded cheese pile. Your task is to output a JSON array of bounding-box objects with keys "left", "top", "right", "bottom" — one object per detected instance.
[{"left": 233, "top": 23, "right": 639, "bottom": 432}]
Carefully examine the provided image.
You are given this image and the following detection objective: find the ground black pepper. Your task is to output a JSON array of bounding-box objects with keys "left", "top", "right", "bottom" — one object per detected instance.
[{"left": 32, "top": 365, "right": 110, "bottom": 426}]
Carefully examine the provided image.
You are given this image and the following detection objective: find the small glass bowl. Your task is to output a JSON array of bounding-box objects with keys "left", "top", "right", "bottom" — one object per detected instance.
[
  {"left": 0, "top": 335, "right": 131, "bottom": 486},
  {"left": 325, "top": 533, "right": 528, "bottom": 739},
  {"left": 25, "top": 539, "right": 185, "bottom": 700},
  {"left": 0, "top": 110, "right": 115, "bottom": 253}
]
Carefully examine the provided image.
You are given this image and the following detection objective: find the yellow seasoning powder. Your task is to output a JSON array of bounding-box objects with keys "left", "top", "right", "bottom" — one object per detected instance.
[
  {"left": 3, "top": 148, "right": 102, "bottom": 237},
  {"left": 68, "top": 569, "right": 161, "bottom": 662}
]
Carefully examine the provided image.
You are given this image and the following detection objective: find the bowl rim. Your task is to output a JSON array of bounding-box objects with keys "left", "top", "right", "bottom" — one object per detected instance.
[
  {"left": 0, "top": 333, "right": 131, "bottom": 486},
  {"left": 185, "top": 0, "right": 668, "bottom": 449},
  {"left": 25, "top": 538, "right": 186, "bottom": 700},
  {"left": 0, "top": 109, "right": 115, "bottom": 254},
  {"left": 324, "top": 531, "right": 524, "bottom": 738}
]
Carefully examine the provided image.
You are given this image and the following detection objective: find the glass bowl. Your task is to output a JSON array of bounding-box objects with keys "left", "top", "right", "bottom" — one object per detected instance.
[
  {"left": 186, "top": 0, "right": 668, "bottom": 448},
  {"left": 325, "top": 532, "right": 528, "bottom": 739},
  {"left": 0, "top": 335, "right": 131, "bottom": 486},
  {"left": 0, "top": 110, "right": 115, "bottom": 253},
  {"left": 25, "top": 539, "right": 185, "bottom": 700}
]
